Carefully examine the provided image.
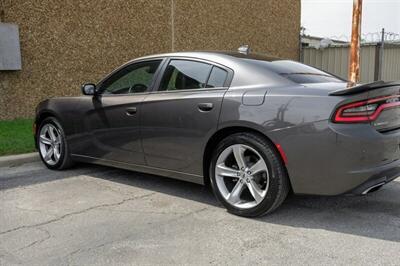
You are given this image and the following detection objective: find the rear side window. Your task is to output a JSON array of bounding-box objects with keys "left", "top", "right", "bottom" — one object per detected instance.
[
  {"left": 206, "top": 67, "right": 228, "bottom": 88},
  {"left": 159, "top": 60, "right": 212, "bottom": 91}
]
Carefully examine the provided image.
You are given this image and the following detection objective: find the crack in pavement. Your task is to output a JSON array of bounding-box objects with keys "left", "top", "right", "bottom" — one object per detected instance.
[
  {"left": 17, "top": 228, "right": 52, "bottom": 251},
  {"left": 0, "top": 192, "right": 156, "bottom": 236},
  {"left": 62, "top": 206, "right": 210, "bottom": 263}
]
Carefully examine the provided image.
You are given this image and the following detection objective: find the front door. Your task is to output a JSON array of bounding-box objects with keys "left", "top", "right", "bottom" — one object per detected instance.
[
  {"left": 141, "top": 59, "right": 231, "bottom": 178},
  {"left": 78, "top": 59, "right": 163, "bottom": 165}
]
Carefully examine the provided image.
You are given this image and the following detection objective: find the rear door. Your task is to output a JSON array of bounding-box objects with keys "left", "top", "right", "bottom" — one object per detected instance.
[{"left": 141, "top": 58, "right": 232, "bottom": 178}]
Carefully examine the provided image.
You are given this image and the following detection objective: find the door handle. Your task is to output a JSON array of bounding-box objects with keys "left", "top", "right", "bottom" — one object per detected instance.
[
  {"left": 198, "top": 103, "right": 214, "bottom": 112},
  {"left": 126, "top": 107, "right": 137, "bottom": 116}
]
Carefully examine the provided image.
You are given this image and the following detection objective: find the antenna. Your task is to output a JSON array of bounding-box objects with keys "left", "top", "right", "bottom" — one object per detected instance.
[{"left": 238, "top": 45, "right": 250, "bottom": 55}]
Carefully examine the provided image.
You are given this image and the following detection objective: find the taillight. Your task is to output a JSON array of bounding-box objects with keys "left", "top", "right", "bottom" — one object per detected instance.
[{"left": 333, "top": 95, "right": 400, "bottom": 123}]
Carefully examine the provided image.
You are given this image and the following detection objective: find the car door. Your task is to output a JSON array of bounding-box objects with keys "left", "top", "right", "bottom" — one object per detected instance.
[
  {"left": 141, "top": 58, "right": 232, "bottom": 179},
  {"left": 76, "top": 59, "right": 164, "bottom": 165}
]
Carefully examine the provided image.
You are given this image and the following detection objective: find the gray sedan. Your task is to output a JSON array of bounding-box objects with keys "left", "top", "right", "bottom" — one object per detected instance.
[{"left": 34, "top": 51, "right": 400, "bottom": 217}]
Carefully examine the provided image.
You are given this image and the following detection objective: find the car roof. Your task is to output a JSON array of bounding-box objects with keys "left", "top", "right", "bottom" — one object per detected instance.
[
  {"left": 103, "top": 51, "right": 344, "bottom": 89},
  {"left": 134, "top": 51, "right": 283, "bottom": 65},
  {"left": 126, "top": 51, "right": 292, "bottom": 87}
]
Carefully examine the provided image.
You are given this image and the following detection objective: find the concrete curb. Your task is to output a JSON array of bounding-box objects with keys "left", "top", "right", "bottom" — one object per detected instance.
[{"left": 0, "top": 152, "right": 39, "bottom": 167}]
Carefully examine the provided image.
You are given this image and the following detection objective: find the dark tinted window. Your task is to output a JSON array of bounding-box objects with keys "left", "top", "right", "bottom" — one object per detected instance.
[
  {"left": 248, "top": 59, "right": 343, "bottom": 84},
  {"left": 206, "top": 67, "right": 228, "bottom": 88},
  {"left": 160, "top": 60, "right": 212, "bottom": 91},
  {"left": 281, "top": 73, "right": 342, "bottom": 83},
  {"left": 101, "top": 60, "right": 161, "bottom": 94}
]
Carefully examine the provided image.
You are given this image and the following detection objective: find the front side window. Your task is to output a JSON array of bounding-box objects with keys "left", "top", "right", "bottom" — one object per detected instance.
[
  {"left": 159, "top": 60, "right": 212, "bottom": 91},
  {"left": 100, "top": 60, "right": 161, "bottom": 94}
]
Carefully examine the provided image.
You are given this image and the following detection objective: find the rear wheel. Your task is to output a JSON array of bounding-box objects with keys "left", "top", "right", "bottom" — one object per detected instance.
[
  {"left": 210, "top": 133, "right": 289, "bottom": 217},
  {"left": 37, "top": 117, "right": 74, "bottom": 170}
]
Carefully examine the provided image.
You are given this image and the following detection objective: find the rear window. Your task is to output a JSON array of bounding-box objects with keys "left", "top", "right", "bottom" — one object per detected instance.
[
  {"left": 281, "top": 73, "right": 343, "bottom": 83},
  {"left": 250, "top": 60, "right": 344, "bottom": 84}
]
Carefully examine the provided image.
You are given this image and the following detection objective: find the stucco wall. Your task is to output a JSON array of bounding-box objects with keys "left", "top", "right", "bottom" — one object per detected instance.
[{"left": 0, "top": 0, "right": 300, "bottom": 120}]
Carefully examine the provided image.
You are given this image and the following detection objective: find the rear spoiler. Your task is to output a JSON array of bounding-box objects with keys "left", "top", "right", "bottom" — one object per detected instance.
[{"left": 329, "top": 81, "right": 400, "bottom": 96}]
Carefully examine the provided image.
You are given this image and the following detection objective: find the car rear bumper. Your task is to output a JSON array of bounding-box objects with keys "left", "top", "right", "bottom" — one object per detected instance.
[
  {"left": 336, "top": 124, "right": 400, "bottom": 195},
  {"left": 274, "top": 121, "right": 400, "bottom": 196},
  {"left": 347, "top": 158, "right": 400, "bottom": 195}
]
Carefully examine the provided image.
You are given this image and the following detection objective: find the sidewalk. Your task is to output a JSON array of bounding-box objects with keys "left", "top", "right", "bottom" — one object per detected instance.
[{"left": 0, "top": 152, "right": 39, "bottom": 168}]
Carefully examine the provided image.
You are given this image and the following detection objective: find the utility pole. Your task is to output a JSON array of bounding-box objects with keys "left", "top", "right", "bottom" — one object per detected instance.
[{"left": 348, "top": 0, "right": 363, "bottom": 87}]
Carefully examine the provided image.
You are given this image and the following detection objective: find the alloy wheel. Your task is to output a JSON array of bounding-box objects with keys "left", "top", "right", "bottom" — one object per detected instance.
[
  {"left": 215, "top": 144, "right": 269, "bottom": 209},
  {"left": 39, "top": 123, "right": 62, "bottom": 166}
]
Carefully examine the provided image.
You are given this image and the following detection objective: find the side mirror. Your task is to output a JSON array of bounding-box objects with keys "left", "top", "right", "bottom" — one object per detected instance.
[{"left": 81, "top": 83, "right": 96, "bottom": 96}]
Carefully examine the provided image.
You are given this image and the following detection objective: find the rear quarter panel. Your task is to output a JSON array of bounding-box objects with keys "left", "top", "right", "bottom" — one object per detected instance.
[{"left": 218, "top": 84, "right": 364, "bottom": 195}]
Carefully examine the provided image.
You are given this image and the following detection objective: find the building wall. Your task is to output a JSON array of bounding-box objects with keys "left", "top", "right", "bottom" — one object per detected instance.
[
  {"left": 0, "top": 0, "right": 300, "bottom": 120},
  {"left": 302, "top": 44, "right": 400, "bottom": 83},
  {"left": 301, "top": 36, "right": 348, "bottom": 48},
  {"left": 383, "top": 45, "right": 400, "bottom": 82}
]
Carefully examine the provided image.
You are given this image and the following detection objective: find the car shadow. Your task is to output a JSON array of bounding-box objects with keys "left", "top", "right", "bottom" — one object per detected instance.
[
  {"left": 3, "top": 162, "right": 400, "bottom": 243},
  {"left": 0, "top": 163, "right": 118, "bottom": 191},
  {"left": 87, "top": 166, "right": 400, "bottom": 243},
  {"left": 86, "top": 164, "right": 220, "bottom": 207},
  {"left": 258, "top": 183, "right": 400, "bottom": 243}
]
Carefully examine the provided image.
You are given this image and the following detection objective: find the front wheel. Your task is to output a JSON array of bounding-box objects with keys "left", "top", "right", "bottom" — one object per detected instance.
[
  {"left": 210, "top": 133, "right": 290, "bottom": 217},
  {"left": 37, "top": 117, "right": 74, "bottom": 170}
]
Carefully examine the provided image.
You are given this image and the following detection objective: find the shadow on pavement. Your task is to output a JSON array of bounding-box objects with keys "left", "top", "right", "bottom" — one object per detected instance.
[
  {"left": 0, "top": 163, "right": 107, "bottom": 190},
  {"left": 90, "top": 166, "right": 400, "bottom": 243},
  {"left": 2, "top": 162, "right": 400, "bottom": 243},
  {"left": 259, "top": 181, "right": 400, "bottom": 243}
]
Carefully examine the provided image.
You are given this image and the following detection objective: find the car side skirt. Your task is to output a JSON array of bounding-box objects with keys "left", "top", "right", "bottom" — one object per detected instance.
[{"left": 71, "top": 154, "right": 204, "bottom": 185}]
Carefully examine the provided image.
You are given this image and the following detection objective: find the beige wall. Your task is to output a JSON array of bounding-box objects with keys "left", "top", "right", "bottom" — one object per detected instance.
[{"left": 0, "top": 0, "right": 300, "bottom": 120}]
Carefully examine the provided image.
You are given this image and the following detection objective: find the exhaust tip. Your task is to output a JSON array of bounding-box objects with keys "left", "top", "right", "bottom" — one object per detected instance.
[{"left": 361, "top": 182, "right": 385, "bottom": 195}]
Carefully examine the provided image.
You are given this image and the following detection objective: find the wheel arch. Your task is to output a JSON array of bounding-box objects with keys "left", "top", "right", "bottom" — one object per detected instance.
[
  {"left": 34, "top": 110, "right": 63, "bottom": 146},
  {"left": 35, "top": 110, "right": 63, "bottom": 129},
  {"left": 202, "top": 126, "right": 290, "bottom": 187}
]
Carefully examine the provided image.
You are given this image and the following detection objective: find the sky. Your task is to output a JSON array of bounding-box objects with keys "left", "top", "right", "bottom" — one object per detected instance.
[{"left": 301, "top": 0, "right": 400, "bottom": 42}]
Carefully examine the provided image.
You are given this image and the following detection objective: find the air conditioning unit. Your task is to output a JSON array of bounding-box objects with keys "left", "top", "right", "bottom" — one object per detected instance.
[{"left": 0, "top": 23, "right": 22, "bottom": 70}]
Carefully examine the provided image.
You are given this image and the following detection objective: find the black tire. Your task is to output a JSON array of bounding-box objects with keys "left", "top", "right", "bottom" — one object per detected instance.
[
  {"left": 209, "top": 132, "right": 290, "bottom": 217},
  {"left": 37, "top": 117, "right": 74, "bottom": 170}
]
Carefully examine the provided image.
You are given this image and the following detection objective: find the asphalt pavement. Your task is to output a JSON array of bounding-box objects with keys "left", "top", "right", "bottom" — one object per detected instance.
[{"left": 1, "top": 161, "right": 400, "bottom": 265}]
